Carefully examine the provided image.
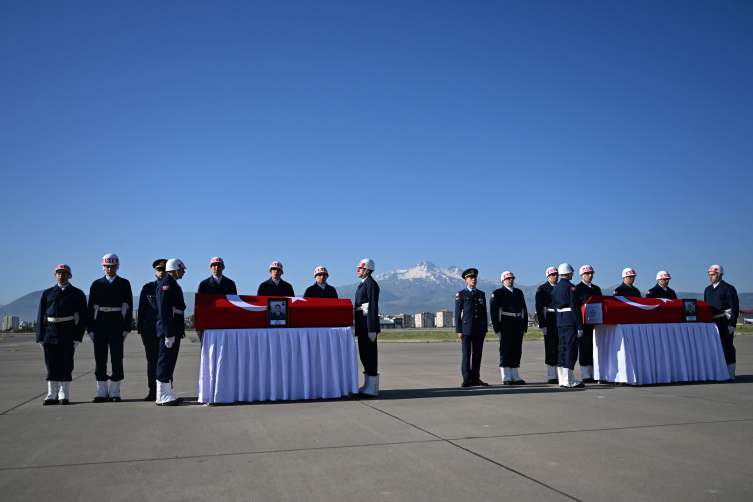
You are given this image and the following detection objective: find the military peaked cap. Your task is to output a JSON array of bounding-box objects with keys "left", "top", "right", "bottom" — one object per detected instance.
[
  {"left": 153, "top": 259, "right": 168, "bottom": 270},
  {"left": 462, "top": 268, "right": 478, "bottom": 279}
]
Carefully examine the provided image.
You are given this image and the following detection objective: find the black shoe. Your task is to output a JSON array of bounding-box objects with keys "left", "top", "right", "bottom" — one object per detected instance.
[
  {"left": 461, "top": 380, "right": 472, "bottom": 387},
  {"left": 161, "top": 399, "right": 181, "bottom": 406},
  {"left": 473, "top": 380, "right": 489, "bottom": 387},
  {"left": 59, "top": 399, "right": 69, "bottom": 405},
  {"left": 43, "top": 399, "right": 59, "bottom": 406},
  {"left": 144, "top": 393, "right": 156, "bottom": 402},
  {"left": 108, "top": 396, "right": 121, "bottom": 402},
  {"left": 582, "top": 378, "right": 595, "bottom": 383},
  {"left": 547, "top": 379, "right": 559, "bottom": 384},
  {"left": 573, "top": 383, "right": 585, "bottom": 388},
  {"left": 503, "top": 381, "right": 514, "bottom": 385},
  {"left": 176, "top": 397, "right": 184, "bottom": 404},
  {"left": 513, "top": 379, "right": 527, "bottom": 385},
  {"left": 92, "top": 396, "right": 107, "bottom": 403}
]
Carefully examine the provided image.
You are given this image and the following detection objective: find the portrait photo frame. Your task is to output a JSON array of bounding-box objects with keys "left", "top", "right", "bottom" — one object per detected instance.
[
  {"left": 267, "top": 298, "right": 289, "bottom": 328},
  {"left": 682, "top": 299, "right": 698, "bottom": 322}
]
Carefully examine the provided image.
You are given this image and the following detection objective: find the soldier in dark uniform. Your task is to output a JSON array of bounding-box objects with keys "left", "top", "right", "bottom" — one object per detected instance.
[
  {"left": 136, "top": 259, "right": 167, "bottom": 401},
  {"left": 87, "top": 253, "right": 133, "bottom": 403},
  {"left": 552, "top": 263, "right": 585, "bottom": 388},
  {"left": 197, "top": 257, "right": 238, "bottom": 295},
  {"left": 613, "top": 268, "right": 641, "bottom": 297},
  {"left": 704, "top": 265, "right": 739, "bottom": 381},
  {"left": 271, "top": 304, "right": 286, "bottom": 321},
  {"left": 535, "top": 267, "right": 560, "bottom": 384},
  {"left": 36, "top": 264, "right": 88, "bottom": 405},
  {"left": 646, "top": 271, "right": 677, "bottom": 299},
  {"left": 575, "top": 265, "right": 602, "bottom": 383},
  {"left": 354, "top": 258, "right": 380, "bottom": 396},
  {"left": 454, "top": 268, "right": 488, "bottom": 387},
  {"left": 155, "top": 258, "right": 187, "bottom": 406},
  {"left": 257, "top": 261, "right": 295, "bottom": 297},
  {"left": 304, "top": 266, "right": 339, "bottom": 298},
  {"left": 490, "top": 271, "right": 528, "bottom": 385}
]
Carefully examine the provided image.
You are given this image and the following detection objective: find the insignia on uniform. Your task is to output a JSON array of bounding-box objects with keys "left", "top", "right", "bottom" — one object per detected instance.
[
  {"left": 491, "top": 293, "right": 494, "bottom": 298},
  {"left": 162, "top": 285, "right": 170, "bottom": 290},
  {"left": 536, "top": 288, "right": 540, "bottom": 292},
  {"left": 613, "top": 291, "right": 618, "bottom": 295},
  {"left": 571, "top": 287, "right": 576, "bottom": 291},
  {"left": 455, "top": 293, "right": 460, "bottom": 300}
]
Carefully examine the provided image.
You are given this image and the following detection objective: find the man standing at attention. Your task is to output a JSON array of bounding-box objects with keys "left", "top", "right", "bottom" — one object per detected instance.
[
  {"left": 354, "top": 259, "right": 380, "bottom": 397},
  {"left": 257, "top": 261, "right": 295, "bottom": 297},
  {"left": 455, "top": 268, "right": 489, "bottom": 388}
]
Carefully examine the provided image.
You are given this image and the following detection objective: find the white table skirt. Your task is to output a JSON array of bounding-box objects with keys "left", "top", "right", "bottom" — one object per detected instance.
[
  {"left": 197, "top": 327, "right": 359, "bottom": 404},
  {"left": 593, "top": 323, "right": 729, "bottom": 385}
]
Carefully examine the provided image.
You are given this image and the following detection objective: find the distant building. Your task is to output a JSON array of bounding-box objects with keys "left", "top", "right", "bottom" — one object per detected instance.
[
  {"left": 394, "top": 314, "right": 415, "bottom": 328},
  {"left": 379, "top": 317, "right": 396, "bottom": 330},
  {"left": 415, "top": 312, "right": 435, "bottom": 328},
  {"left": 3, "top": 316, "right": 19, "bottom": 331},
  {"left": 435, "top": 310, "right": 453, "bottom": 328}
]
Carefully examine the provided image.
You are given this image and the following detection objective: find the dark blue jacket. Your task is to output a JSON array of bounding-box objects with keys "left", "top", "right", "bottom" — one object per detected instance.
[
  {"left": 646, "top": 284, "right": 677, "bottom": 299},
  {"left": 257, "top": 278, "right": 295, "bottom": 297},
  {"left": 304, "top": 283, "right": 339, "bottom": 299},
  {"left": 489, "top": 287, "right": 527, "bottom": 334},
  {"left": 552, "top": 278, "right": 584, "bottom": 330},
  {"left": 36, "top": 284, "right": 88, "bottom": 344},
  {"left": 156, "top": 274, "right": 186, "bottom": 339},
  {"left": 454, "top": 288, "right": 488, "bottom": 337},
  {"left": 271, "top": 312, "right": 286, "bottom": 321},
  {"left": 137, "top": 280, "right": 159, "bottom": 337},
  {"left": 354, "top": 275, "right": 380, "bottom": 333},
  {"left": 575, "top": 282, "right": 602, "bottom": 305},
  {"left": 197, "top": 276, "right": 238, "bottom": 295},
  {"left": 704, "top": 280, "right": 739, "bottom": 328},
  {"left": 535, "top": 281, "right": 557, "bottom": 329},
  {"left": 87, "top": 276, "right": 133, "bottom": 333},
  {"left": 613, "top": 282, "right": 641, "bottom": 297}
]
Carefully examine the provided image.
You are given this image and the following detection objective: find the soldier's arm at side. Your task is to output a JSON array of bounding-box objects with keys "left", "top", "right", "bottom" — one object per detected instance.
[
  {"left": 124, "top": 280, "right": 133, "bottom": 332},
  {"left": 730, "top": 285, "right": 740, "bottom": 328},
  {"left": 36, "top": 292, "right": 46, "bottom": 343},
  {"left": 137, "top": 286, "right": 147, "bottom": 334},
  {"left": 570, "top": 288, "right": 584, "bottom": 331},
  {"left": 481, "top": 292, "right": 489, "bottom": 336},
  {"left": 522, "top": 294, "right": 528, "bottom": 333},
  {"left": 489, "top": 292, "right": 501, "bottom": 334},
  {"left": 87, "top": 282, "right": 95, "bottom": 333},
  {"left": 534, "top": 289, "right": 544, "bottom": 326},
  {"left": 365, "top": 281, "right": 379, "bottom": 333},
  {"left": 76, "top": 289, "right": 87, "bottom": 342},
  {"left": 228, "top": 279, "right": 238, "bottom": 295},
  {"left": 156, "top": 281, "right": 174, "bottom": 339},
  {"left": 454, "top": 294, "right": 463, "bottom": 337}
]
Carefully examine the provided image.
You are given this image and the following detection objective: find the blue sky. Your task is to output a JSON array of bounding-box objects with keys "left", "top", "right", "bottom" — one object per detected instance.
[{"left": 1, "top": 0, "right": 751, "bottom": 304}]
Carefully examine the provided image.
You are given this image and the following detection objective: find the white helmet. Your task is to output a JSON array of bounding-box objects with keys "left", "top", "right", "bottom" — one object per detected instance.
[
  {"left": 314, "top": 266, "right": 328, "bottom": 276},
  {"left": 622, "top": 268, "right": 636, "bottom": 278},
  {"left": 579, "top": 265, "right": 594, "bottom": 276},
  {"left": 166, "top": 259, "right": 186, "bottom": 272},
  {"left": 269, "top": 261, "right": 283, "bottom": 272},
  {"left": 545, "top": 267, "right": 558, "bottom": 277},
  {"left": 501, "top": 271, "right": 515, "bottom": 281},
  {"left": 102, "top": 253, "right": 119, "bottom": 266},
  {"left": 358, "top": 258, "right": 375, "bottom": 271},
  {"left": 558, "top": 263, "right": 574, "bottom": 275},
  {"left": 54, "top": 264, "right": 72, "bottom": 278},
  {"left": 656, "top": 271, "right": 671, "bottom": 280},
  {"left": 708, "top": 264, "right": 724, "bottom": 275},
  {"left": 210, "top": 257, "right": 224, "bottom": 267}
]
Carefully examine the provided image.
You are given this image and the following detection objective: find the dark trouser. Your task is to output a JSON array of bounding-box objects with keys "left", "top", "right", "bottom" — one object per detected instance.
[
  {"left": 357, "top": 333, "right": 379, "bottom": 376},
  {"left": 93, "top": 331, "right": 124, "bottom": 381},
  {"left": 543, "top": 316, "right": 559, "bottom": 367},
  {"left": 44, "top": 343, "right": 75, "bottom": 381},
  {"left": 499, "top": 320, "right": 525, "bottom": 368},
  {"left": 558, "top": 325, "right": 578, "bottom": 370},
  {"left": 714, "top": 319, "right": 736, "bottom": 364},
  {"left": 461, "top": 335, "right": 485, "bottom": 381},
  {"left": 143, "top": 336, "right": 160, "bottom": 393},
  {"left": 578, "top": 325, "right": 594, "bottom": 367},
  {"left": 156, "top": 337, "right": 181, "bottom": 383}
]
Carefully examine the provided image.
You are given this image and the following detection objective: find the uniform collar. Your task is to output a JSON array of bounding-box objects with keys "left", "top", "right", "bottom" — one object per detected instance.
[
  {"left": 213, "top": 275, "right": 223, "bottom": 284},
  {"left": 105, "top": 275, "right": 117, "bottom": 284},
  {"left": 318, "top": 282, "right": 327, "bottom": 289},
  {"left": 56, "top": 283, "right": 69, "bottom": 291},
  {"left": 505, "top": 286, "right": 513, "bottom": 292},
  {"left": 581, "top": 281, "right": 592, "bottom": 288}
]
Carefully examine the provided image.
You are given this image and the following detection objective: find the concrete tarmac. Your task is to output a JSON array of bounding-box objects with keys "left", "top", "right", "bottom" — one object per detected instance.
[{"left": 0, "top": 334, "right": 751, "bottom": 501}]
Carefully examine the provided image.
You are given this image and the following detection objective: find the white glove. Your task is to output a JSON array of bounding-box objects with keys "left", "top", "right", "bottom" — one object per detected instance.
[
  {"left": 73, "top": 341, "right": 80, "bottom": 348},
  {"left": 541, "top": 327, "right": 547, "bottom": 335},
  {"left": 165, "top": 336, "right": 175, "bottom": 348},
  {"left": 123, "top": 331, "right": 129, "bottom": 341},
  {"left": 577, "top": 330, "right": 583, "bottom": 338},
  {"left": 88, "top": 332, "right": 94, "bottom": 341},
  {"left": 368, "top": 332, "right": 377, "bottom": 342},
  {"left": 38, "top": 342, "right": 44, "bottom": 349},
  {"left": 728, "top": 326, "right": 735, "bottom": 334}
]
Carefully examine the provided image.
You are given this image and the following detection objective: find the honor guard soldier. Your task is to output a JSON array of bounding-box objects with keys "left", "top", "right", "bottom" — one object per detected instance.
[
  {"left": 575, "top": 265, "right": 602, "bottom": 383},
  {"left": 552, "top": 263, "right": 585, "bottom": 388},
  {"left": 36, "top": 265, "right": 88, "bottom": 405},
  {"left": 257, "top": 261, "right": 295, "bottom": 297},
  {"left": 454, "top": 268, "right": 489, "bottom": 387},
  {"left": 535, "top": 267, "right": 560, "bottom": 384},
  {"left": 155, "top": 259, "right": 187, "bottom": 405},
  {"left": 705, "top": 265, "right": 739, "bottom": 381},
  {"left": 354, "top": 259, "right": 380, "bottom": 396},
  {"left": 88, "top": 254, "right": 133, "bottom": 403},
  {"left": 646, "top": 271, "right": 677, "bottom": 299},
  {"left": 490, "top": 271, "right": 528, "bottom": 385},
  {"left": 136, "top": 259, "right": 167, "bottom": 401},
  {"left": 197, "top": 257, "right": 238, "bottom": 344},
  {"left": 304, "top": 267, "right": 339, "bottom": 298},
  {"left": 613, "top": 268, "right": 641, "bottom": 297}
]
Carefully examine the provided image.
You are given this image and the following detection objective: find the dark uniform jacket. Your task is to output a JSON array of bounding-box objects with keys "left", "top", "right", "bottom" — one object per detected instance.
[
  {"left": 552, "top": 278, "right": 584, "bottom": 329},
  {"left": 87, "top": 276, "right": 133, "bottom": 334},
  {"left": 257, "top": 278, "right": 295, "bottom": 297},
  {"left": 613, "top": 282, "right": 641, "bottom": 297},
  {"left": 455, "top": 288, "right": 488, "bottom": 337},
  {"left": 271, "top": 312, "right": 286, "bottom": 320},
  {"left": 535, "top": 282, "right": 557, "bottom": 329},
  {"left": 36, "top": 284, "right": 88, "bottom": 344},
  {"left": 704, "top": 280, "right": 739, "bottom": 329},
  {"left": 490, "top": 287, "right": 528, "bottom": 335},
  {"left": 576, "top": 282, "right": 603, "bottom": 305},
  {"left": 354, "top": 275, "right": 380, "bottom": 333},
  {"left": 137, "top": 281, "right": 159, "bottom": 337},
  {"left": 197, "top": 276, "right": 238, "bottom": 295},
  {"left": 156, "top": 274, "right": 186, "bottom": 339},
  {"left": 304, "top": 283, "right": 339, "bottom": 299},
  {"left": 646, "top": 284, "right": 677, "bottom": 299}
]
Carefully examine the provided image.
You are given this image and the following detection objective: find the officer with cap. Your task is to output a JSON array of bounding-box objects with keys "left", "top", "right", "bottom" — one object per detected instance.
[
  {"left": 535, "top": 267, "right": 560, "bottom": 384},
  {"left": 36, "top": 264, "right": 88, "bottom": 405},
  {"left": 575, "top": 265, "right": 602, "bottom": 383},
  {"left": 87, "top": 254, "right": 133, "bottom": 403},
  {"left": 304, "top": 267, "right": 339, "bottom": 298},
  {"left": 197, "top": 257, "right": 238, "bottom": 295},
  {"left": 490, "top": 271, "right": 528, "bottom": 385},
  {"left": 704, "top": 265, "right": 739, "bottom": 381},
  {"left": 136, "top": 259, "right": 167, "bottom": 401},
  {"left": 257, "top": 261, "right": 295, "bottom": 297},
  {"left": 155, "top": 258, "right": 187, "bottom": 405},
  {"left": 613, "top": 268, "right": 641, "bottom": 297},
  {"left": 354, "top": 259, "right": 380, "bottom": 396},
  {"left": 454, "top": 268, "right": 488, "bottom": 387},
  {"left": 551, "top": 263, "right": 585, "bottom": 388},
  {"left": 646, "top": 271, "right": 677, "bottom": 299}
]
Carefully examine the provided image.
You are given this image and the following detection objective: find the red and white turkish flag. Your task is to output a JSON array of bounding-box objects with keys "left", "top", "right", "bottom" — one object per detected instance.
[{"left": 582, "top": 295, "right": 712, "bottom": 325}]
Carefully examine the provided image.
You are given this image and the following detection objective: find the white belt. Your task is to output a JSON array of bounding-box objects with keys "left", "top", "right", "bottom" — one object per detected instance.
[
  {"left": 546, "top": 308, "right": 556, "bottom": 312},
  {"left": 93, "top": 303, "right": 128, "bottom": 320},
  {"left": 355, "top": 302, "right": 369, "bottom": 316},
  {"left": 173, "top": 308, "right": 184, "bottom": 315},
  {"left": 500, "top": 311, "right": 522, "bottom": 317},
  {"left": 47, "top": 316, "right": 74, "bottom": 322},
  {"left": 712, "top": 313, "right": 727, "bottom": 319},
  {"left": 97, "top": 307, "right": 122, "bottom": 312},
  {"left": 557, "top": 308, "right": 572, "bottom": 312}
]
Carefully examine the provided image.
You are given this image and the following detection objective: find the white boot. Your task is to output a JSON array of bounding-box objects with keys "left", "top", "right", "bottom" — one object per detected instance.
[
  {"left": 566, "top": 369, "right": 584, "bottom": 388},
  {"left": 728, "top": 363, "right": 736, "bottom": 381},
  {"left": 501, "top": 367, "right": 512, "bottom": 384},
  {"left": 373, "top": 374, "right": 380, "bottom": 396},
  {"left": 557, "top": 367, "right": 565, "bottom": 387},
  {"left": 44, "top": 381, "right": 60, "bottom": 405},
  {"left": 360, "top": 374, "right": 378, "bottom": 397},
  {"left": 511, "top": 367, "right": 526, "bottom": 384},
  {"left": 546, "top": 365, "right": 558, "bottom": 382},
  {"left": 108, "top": 381, "right": 121, "bottom": 402},
  {"left": 155, "top": 380, "right": 164, "bottom": 405},
  {"left": 92, "top": 381, "right": 109, "bottom": 403},
  {"left": 58, "top": 382, "right": 70, "bottom": 404},
  {"left": 358, "top": 373, "right": 368, "bottom": 394},
  {"left": 581, "top": 365, "right": 592, "bottom": 381},
  {"left": 160, "top": 382, "right": 180, "bottom": 406}
]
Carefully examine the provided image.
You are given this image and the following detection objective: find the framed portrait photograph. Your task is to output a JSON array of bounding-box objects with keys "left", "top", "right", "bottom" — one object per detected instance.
[
  {"left": 267, "top": 298, "right": 289, "bottom": 328},
  {"left": 682, "top": 299, "right": 698, "bottom": 322}
]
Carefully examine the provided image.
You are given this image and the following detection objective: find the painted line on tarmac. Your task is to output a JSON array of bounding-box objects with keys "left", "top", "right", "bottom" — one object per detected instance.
[{"left": 0, "top": 368, "right": 95, "bottom": 416}]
